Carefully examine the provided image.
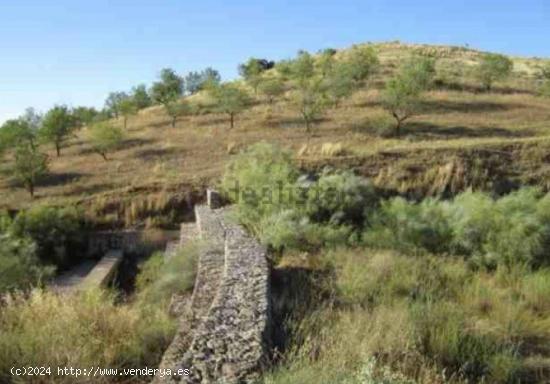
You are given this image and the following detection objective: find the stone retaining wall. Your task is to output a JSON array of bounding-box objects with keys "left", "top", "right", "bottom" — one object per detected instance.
[{"left": 155, "top": 204, "right": 271, "bottom": 383}]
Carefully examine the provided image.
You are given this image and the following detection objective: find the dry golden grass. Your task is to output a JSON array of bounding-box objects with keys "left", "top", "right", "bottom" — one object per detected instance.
[{"left": 1, "top": 42, "right": 549, "bottom": 222}]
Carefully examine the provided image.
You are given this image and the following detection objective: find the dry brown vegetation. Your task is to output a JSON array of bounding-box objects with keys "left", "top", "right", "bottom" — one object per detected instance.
[{"left": 1, "top": 42, "right": 549, "bottom": 227}]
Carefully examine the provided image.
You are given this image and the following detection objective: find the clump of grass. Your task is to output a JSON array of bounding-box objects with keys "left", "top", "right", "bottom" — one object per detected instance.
[
  {"left": 0, "top": 288, "right": 175, "bottom": 383},
  {"left": 0, "top": 241, "right": 198, "bottom": 383},
  {"left": 319, "top": 142, "right": 347, "bottom": 157},
  {"left": 135, "top": 242, "right": 199, "bottom": 309},
  {"left": 268, "top": 247, "right": 550, "bottom": 383}
]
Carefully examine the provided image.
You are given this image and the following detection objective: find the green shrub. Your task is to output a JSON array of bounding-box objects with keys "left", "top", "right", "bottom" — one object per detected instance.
[
  {"left": 364, "top": 197, "right": 453, "bottom": 254},
  {"left": 259, "top": 209, "right": 352, "bottom": 252},
  {"left": 135, "top": 243, "right": 198, "bottom": 308},
  {"left": 221, "top": 142, "right": 298, "bottom": 232},
  {"left": 359, "top": 113, "right": 395, "bottom": 137},
  {"left": 0, "top": 233, "right": 54, "bottom": 293},
  {"left": 304, "top": 169, "right": 378, "bottom": 227},
  {"left": 222, "top": 143, "right": 376, "bottom": 252},
  {"left": 364, "top": 188, "right": 550, "bottom": 269},
  {"left": 450, "top": 188, "right": 550, "bottom": 268},
  {"left": 10, "top": 205, "right": 86, "bottom": 269}
]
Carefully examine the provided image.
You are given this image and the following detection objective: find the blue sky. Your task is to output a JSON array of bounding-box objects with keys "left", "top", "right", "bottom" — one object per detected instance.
[{"left": 0, "top": 0, "right": 548, "bottom": 123}]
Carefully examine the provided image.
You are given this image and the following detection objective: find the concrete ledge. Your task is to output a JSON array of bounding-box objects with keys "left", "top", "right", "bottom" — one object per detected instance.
[{"left": 79, "top": 250, "right": 123, "bottom": 290}]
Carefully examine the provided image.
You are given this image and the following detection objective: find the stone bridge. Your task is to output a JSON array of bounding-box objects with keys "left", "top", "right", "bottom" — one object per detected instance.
[{"left": 155, "top": 193, "right": 271, "bottom": 383}]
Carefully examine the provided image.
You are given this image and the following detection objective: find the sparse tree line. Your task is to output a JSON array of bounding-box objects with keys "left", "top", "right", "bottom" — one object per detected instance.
[{"left": 2, "top": 44, "right": 549, "bottom": 198}]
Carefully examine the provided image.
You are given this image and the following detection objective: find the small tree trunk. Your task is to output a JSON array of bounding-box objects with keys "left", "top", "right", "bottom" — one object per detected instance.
[
  {"left": 172, "top": 116, "right": 176, "bottom": 128},
  {"left": 230, "top": 113, "right": 234, "bottom": 129},
  {"left": 28, "top": 182, "right": 34, "bottom": 198},
  {"left": 100, "top": 152, "right": 108, "bottom": 161},
  {"left": 392, "top": 112, "right": 402, "bottom": 137},
  {"left": 395, "top": 120, "right": 401, "bottom": 137},
  {"left": 55, "top": 142, "right": 61, "bottom": 157},
  {"left": 124, "top": 116, "right": 128, "bottom": 130}
]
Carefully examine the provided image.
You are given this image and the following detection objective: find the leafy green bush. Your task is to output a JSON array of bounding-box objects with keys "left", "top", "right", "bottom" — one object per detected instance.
[
  {"left": 304, "top": 169, "right": 378, "bottom": 227},
  {"left": 0, "top": 233, "right": 54, "bottom": 293},
  {"left": 364, "top": 188, "right": 550, "bottom": 269},
  {"left": 223, "top": 143, "right": 378, "bottom": 252},
  {"left": 10, "top": 205, "right": 86, "bottom": 269},
  {"left": 364, "top": 197, "right": 453, "bottom": 254},
  {"left": 449, "top": 189, "right": 550, "bottom": 268},
  {"left": 221, "top": 142, "right": 299, "bottom": 233},
  {"left": 259, "top": 210, "right": 352, "bottom": 252}
]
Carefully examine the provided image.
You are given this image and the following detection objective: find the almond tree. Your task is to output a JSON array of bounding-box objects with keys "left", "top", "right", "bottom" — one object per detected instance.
[
  {"left": 88, "top": 122, "right": 124, "bottom": 161},
  {"left": 40, "top": 105, "right": 74, "bottom": 156},
  {"left": 13, "top": 144, "right": 49, "bottom": 198},
  {"left": 475, "top": 53, "right": 513, "bottom": 91},
  {"left": 258, "top": 77, "right": 285, "bottom": 104},
  {"left": 382, "top": 57, "right": 435, "bottom": 136},
  {"left": 292, "top": 78, "right": 328, "bottom": 134},
  {"left": 165, "top": 100, "right": 190, "bottom": 128},
  {"left": 209, "top": 83, "right": 251, "bottom": 129},
  {"left": 118, "top": 97, "right": 137, "bottom": 129}
]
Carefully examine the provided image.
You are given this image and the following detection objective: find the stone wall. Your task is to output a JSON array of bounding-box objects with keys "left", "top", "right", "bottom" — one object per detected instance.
[{"left": 155, "top": 203, "right": 271, "bottom": 384}]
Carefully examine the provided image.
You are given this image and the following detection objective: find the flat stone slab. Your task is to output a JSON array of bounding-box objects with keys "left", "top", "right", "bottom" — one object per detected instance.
[
  {"left": 51, "top": 260, "right": 98, "bottom": 294},
  {"left": 79, "top": 250, "right": 123, "bottom": 290}
]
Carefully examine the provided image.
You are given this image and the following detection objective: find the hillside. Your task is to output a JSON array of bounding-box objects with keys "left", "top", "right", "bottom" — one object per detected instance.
[
  {"left": 1, "top": 41, "right": 550, "bottom": 228},
  {"left": 3, "top": 40, "right": 550, "bottom": 384}
]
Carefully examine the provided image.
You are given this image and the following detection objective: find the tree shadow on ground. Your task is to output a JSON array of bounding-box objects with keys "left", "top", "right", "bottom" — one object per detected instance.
[
  {"left": 58, "top": 182, "right": 115, "bottom": 197},
  {"left": 355, "top": 99, "right": 526, "bottom": 114},
  {"left": 134, "top": 147, "right": 180, "bottom": 160},
  {"left": 38, "top": 172, "right": 88, "bottom": 187},
  {"left": 78, "top": 138, "right": 155, "bottom": 156},
  {"left": 402, "top": 121, "right": 534, "bottom": 140},
  {"left": 193, "top": 115, "right": 231, "bottom": 127},
  {"left": 418, "top": 99, "right": 527, "bottom": 114},
  {"left": 433, "top": 80, "right": 536, "bottom": 96},
  {"left": 266, "top": 116, "right": 330, "bottom": 130}
]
